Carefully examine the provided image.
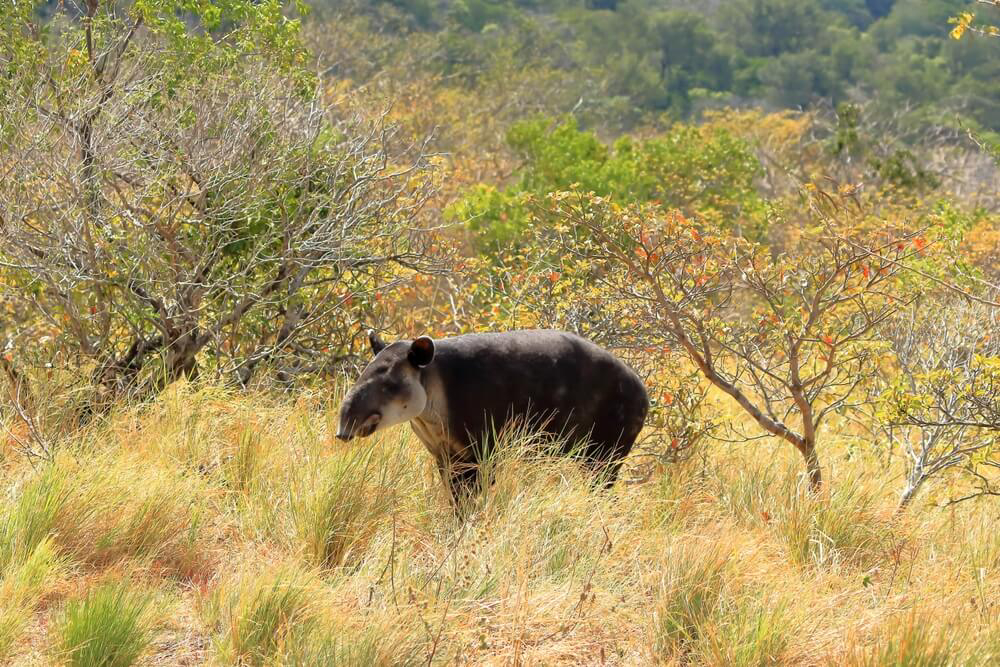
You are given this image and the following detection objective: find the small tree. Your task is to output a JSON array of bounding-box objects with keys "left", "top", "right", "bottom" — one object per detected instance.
[
  {"left": 880, "top": 297, "right": 1000, "bottom": 507},
  {"left": 0, "top": 1, "right": 439, "bottom": 416},
  {"left": 532, "top": 187, "right": 927, "bottom": 489}
]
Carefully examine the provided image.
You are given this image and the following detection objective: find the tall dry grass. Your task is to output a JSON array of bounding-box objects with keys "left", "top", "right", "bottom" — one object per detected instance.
[{"left": 1, "top": 380, "right": 998, "bottom": 665}]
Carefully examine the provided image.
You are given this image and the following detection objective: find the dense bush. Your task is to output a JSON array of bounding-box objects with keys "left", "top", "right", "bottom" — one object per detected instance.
[{"left": 451, "top": 116, "right": 766, "bottom": 256}]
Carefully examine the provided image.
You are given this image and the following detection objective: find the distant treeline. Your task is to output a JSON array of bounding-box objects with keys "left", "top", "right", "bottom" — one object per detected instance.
[{"left": 326, "top": 0, "right": 998, "bottom": 136}]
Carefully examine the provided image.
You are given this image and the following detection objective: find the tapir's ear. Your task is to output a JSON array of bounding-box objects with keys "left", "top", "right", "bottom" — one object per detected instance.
[
  {"left": 408, "top": 336, "right": 435, "bottom": 367},
  {"left": 368, "top": 329, "right": 388, "bottom": 356}
]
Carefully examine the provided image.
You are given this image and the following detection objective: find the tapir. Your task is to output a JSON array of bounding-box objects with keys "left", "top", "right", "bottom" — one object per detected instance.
[{"left": 335, "top": 329, "right": 649, "bottom": 505}]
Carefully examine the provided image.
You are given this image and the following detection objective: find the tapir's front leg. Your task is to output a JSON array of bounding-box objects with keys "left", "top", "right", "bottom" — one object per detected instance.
[{"left": 436, "top": 453, "right": 480, "bottom": 513}]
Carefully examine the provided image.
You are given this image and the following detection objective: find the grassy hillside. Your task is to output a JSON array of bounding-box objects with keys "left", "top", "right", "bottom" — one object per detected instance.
[{"left": 3, "top": 383, "right": 998, "bottom": 665}]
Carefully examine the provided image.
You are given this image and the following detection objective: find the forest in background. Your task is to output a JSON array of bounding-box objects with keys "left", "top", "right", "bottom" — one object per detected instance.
[
  {"left": 2, "top": 0, "right": 1000, "bottom": 664},
  {"left": 324, "top": 0, "right": 1000, "bottom": 135}
]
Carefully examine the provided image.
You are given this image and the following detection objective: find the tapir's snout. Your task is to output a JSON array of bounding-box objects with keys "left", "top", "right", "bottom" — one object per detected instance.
[{"left": 335, "top": 403, "right": 381, "bottom": 442}]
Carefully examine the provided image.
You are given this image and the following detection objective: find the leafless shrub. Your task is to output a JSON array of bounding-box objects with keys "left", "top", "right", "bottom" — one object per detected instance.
[{"left": 878, "top": 297, "right": 1000, "bottom": 508}]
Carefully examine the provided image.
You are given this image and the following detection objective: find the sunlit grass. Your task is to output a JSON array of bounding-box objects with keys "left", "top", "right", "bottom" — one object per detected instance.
[
  {"left": 1, "top": 383, "right": 999, "bottom": 665},
  {"left": 203, "top": 566, "right": 318, "bottom": 666},
  {"left": 844, "top": 611, "right": 1000, "bottom": 667},
  {"left": 652, "top": 540, "right": 732, "bottom": 657},
  {"left": 0, "top": 538, "right": 62, "bottom": 660},
  {"left": 291, "top": 440, "right": 405, "bottom": 569},
  {"left": 55, "top": 580, "right": 152, "bottom": 667}
]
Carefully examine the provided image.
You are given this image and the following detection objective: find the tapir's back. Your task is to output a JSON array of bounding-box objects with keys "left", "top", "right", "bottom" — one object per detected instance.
[{"left": 427, "top": 330, "right": 648, "bottom": 462}]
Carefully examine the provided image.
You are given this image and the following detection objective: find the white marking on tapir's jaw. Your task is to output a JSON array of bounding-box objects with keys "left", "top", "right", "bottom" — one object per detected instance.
[
  {"left": 335, "top": 380, "right": 428, "bottom": 441},
  {"left": 375, "top": 386, "right": 428, "bottom": 433}
]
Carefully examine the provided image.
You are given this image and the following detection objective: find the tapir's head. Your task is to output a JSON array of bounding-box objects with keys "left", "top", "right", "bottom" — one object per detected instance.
[{"left": 335, "top": 331, "right": 435, "bottom": 441}]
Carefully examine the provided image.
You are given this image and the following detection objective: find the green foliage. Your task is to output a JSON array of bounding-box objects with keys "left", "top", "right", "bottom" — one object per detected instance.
[
  {"left": 328, "top": 0, "right": 1000, "bottom": 134},
  {"left": 571, "top": 7, "right": 733, "bottom": 115},
  {"left": 136, "top": 0, "right": 312, "bottom": 86},
  {"left": 720, "top": 0, "right": 829, "bottom": 58},
  {"left": 452, "top": 116, "right": 765, "bottom": 256},
  {"left": 57, "top": 581, "right": 152, "bottom": 667}
]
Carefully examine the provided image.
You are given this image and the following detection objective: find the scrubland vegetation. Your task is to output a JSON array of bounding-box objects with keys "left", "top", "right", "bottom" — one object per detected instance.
[{"left": 2, "top": 1, "right": 1000, "bottom": 665}]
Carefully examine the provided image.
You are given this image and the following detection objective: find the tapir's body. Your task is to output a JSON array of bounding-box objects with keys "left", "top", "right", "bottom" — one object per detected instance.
[{"left": 337, "top": 330, "right": 649, "bottom": 504}]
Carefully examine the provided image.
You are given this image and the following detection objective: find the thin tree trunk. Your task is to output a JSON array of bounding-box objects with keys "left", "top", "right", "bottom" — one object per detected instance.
[{"left": 799, "top": 441, "right": 822, "bottom": 491}]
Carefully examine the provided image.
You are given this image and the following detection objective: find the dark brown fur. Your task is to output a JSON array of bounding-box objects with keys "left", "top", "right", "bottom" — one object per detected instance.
[{"left": 337, "top": 330, "right": 649, "bottom": 505}]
